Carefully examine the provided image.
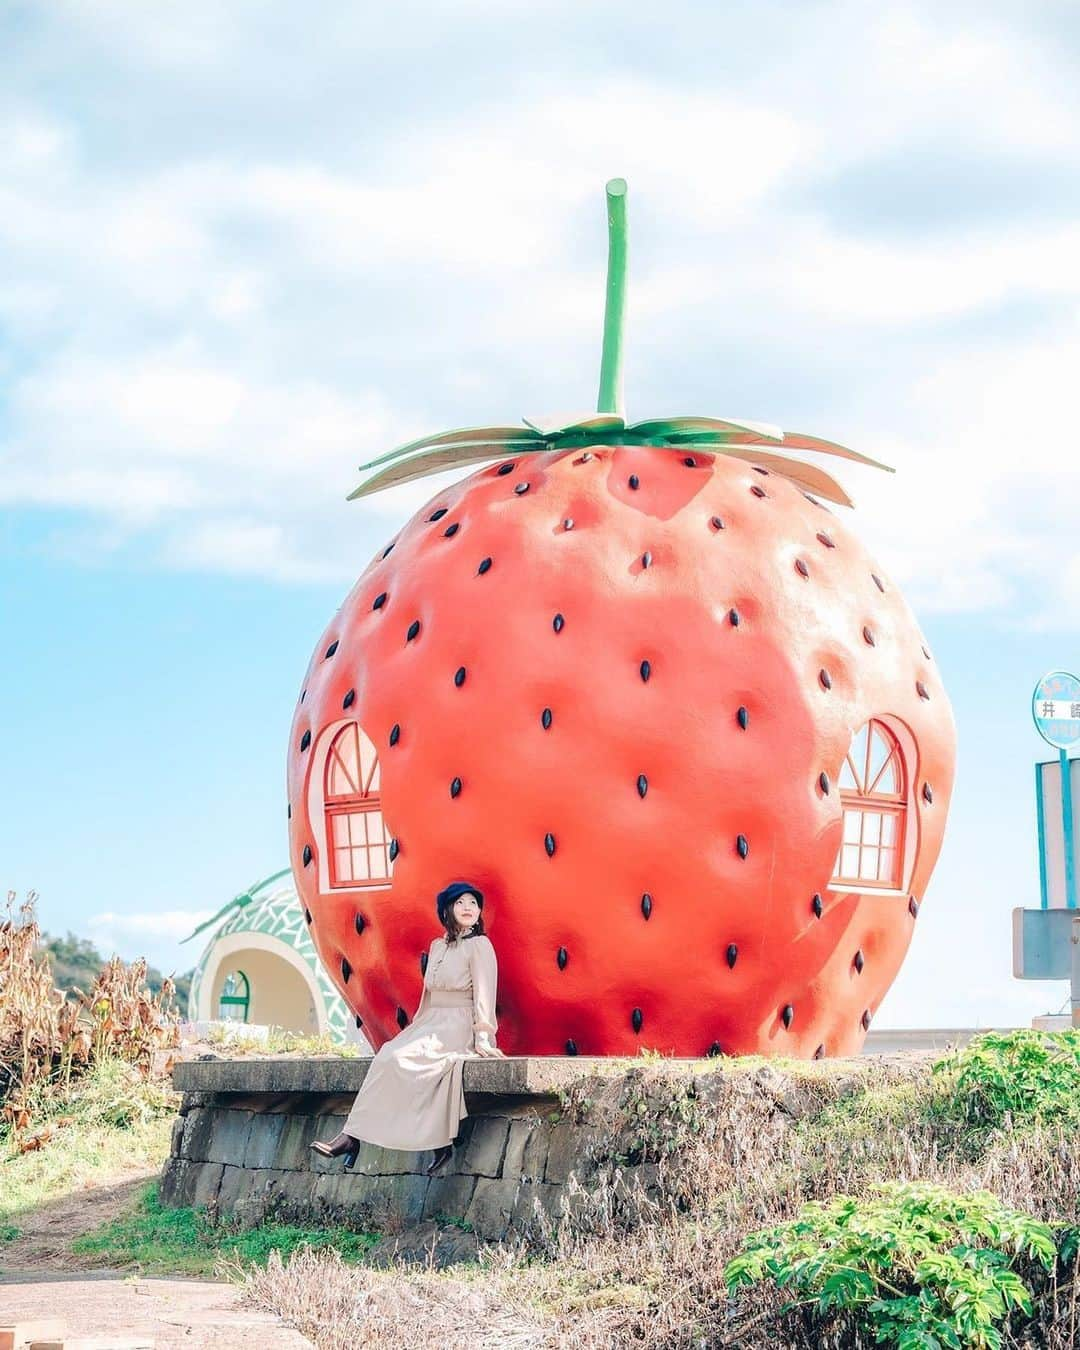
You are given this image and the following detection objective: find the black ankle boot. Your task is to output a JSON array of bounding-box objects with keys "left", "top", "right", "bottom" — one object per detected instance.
[
  {"left": 425, "top": 1143, "right": 453, "bottom": 1176},
  {"left": 311, "top": 1131, "right": 360, "bottom": 1168}
]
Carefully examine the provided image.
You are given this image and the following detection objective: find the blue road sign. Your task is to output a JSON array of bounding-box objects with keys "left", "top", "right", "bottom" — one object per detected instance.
[{"left": 1032, "top": 670, "right": 1080, "bottom": 750}]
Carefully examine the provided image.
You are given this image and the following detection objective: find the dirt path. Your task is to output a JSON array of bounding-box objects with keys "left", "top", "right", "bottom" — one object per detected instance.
[
  {"left": 0, "top": 1272, "right": 314, "bottom": 1348},
  {"left": 1, "top": 1172, "right": 313, "bottom": 1346}
]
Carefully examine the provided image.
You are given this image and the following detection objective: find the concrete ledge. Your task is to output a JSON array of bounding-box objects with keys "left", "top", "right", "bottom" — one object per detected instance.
[{"left": 173, "top": 1054, "right": 623, "bottom": 1096}]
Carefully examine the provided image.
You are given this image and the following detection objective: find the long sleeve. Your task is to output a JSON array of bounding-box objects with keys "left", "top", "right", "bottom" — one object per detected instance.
[{"left": 469, "top": 937, "right": 498, "bottom": 1039}]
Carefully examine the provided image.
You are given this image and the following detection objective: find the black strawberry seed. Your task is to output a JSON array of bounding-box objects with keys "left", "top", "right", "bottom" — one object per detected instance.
[
  {"left": 923, "top": 783, "right": 934, "bottom": 804},
  {"left": 343, "top": 689, "right": 356, "bottom": 709},
  {"left": 514, "top": 482, "right": 529, "bottom": 495},
  {"left": 450, "top": 777, "right": 462, "bottom": 798},
  {"left": 922, "top": 645, "right": 931, "bottom": 660},
  {"left": 729, "top": 608, "right": 740, "bottom": 627},
  {"left": 819, "top": 772, "right": 830, "bottom": 795},
  {"left": 872, "top": 574, "right": 885, "bottom": 592},
  {"left": 795, "top": 559, "right": 809, "bottom": 578},
  {"left": 863, "top": 625, "right": 876, "bottom": 646},
  {"left": 406, "top": 620, "right": 420, "bottom": 642},
  {"left": 683, "top": 456, "right": 696, "bottom": 467},
  {"left": 862, "top": 1010, "right": 872, "bottom": 1030},
  {"left": 497, "top": 462, "right": 515, "bottom": 476},
  {"left": 736, "top": 834, "right": 749, "bottom": 859},
  {"left": 753, "top": 465, "right": 770, "bottom": 475},
  {"left": 629, "top": 474, "right": 639, "bottom": 490},
  {"left": 631, "top": 1008, "right": 643, "bottom": 1033},
  {"left": 564, "top": 518, "right": 574, "bottom": 530},
  {"left": 382, "top": 542, "right": 395, "bottom": 558},
  {"left": 817, "top": 532, "right": 835, "bottom": 549},
  {"left": 640, "top": 660, "right": 651, "bottom": 683},
  {"left": 641, "top": 893, "right": 652, "bottom": 920},
  {"left": 916, "top": 681, "right": 930, "bottom": 700},
  {"left": 566, "top": 1039, "right": 578, "bottom": 1055},
  {"left": 637, "top": 774, "right": 648, "bottom": 798},
  {"left": 397, "top": 1007, "right": 408, "bottom": 1030},
  {"left": 299, "top": 690, "right": 305, "bottom": 703},
  {"left": 726, "top": 944, "right": 738, "bottom": 969},
  {"left": 819, "top": 669, "right": 833, "bottom": 691},
  {"left": 443, "top": 523, "right": 460, "bottom": 538},
  {"left": 812, "top": 893, "right": 823, "bottom": 918},
  {"left": 325, "top": 640, "right": 339, "bottom": 659},
  {"left": 545, "top": 832, "right": 556, "bottom": 857},
  {"left": 429, "top": 508, "right": 448, "bottom": 521},
  {"left": 557, "top": 947, "right": 568, "bottom": 970},
  {"left": 304, "top": 907, "right": 312, "bottom": 924},
  {"left": 541, "top": 708, "right": 552, "bottom": 729},
  {"left": 909, "top": 897, "right": 920, "bottom": 918},
  {"left": 420, "top": 952, "right": 428, "bottom": 976},
  {"left": 287, "top": 803, "right": 291, "bottom": 819},
  {"left": 354, "top": 913, "right": 366, "bottom": 935},
  {"left": 553, "top": 614, "right": 565, "bottom": 633},
  {"left": 751, "top": 485, "right": 767, "bottom": 498},
  {"left": 854, "top": 950, "right": 865, "bottom": 973},
  {"left": 642, "top": 551, "right": 652, "bottom": 568},
  {"left": 782, "top": 1004, "right": 794, "bottom": 1029},
  {"left": 389, "top": 723, "right": 400, "bottom": 746},
  {"left": 478, "top": 557, "right": 492, "bottom": 574},
  {"left": 373, "top": 592, "right": 387, "bottom": 610},
  {"left": 454, "top": 667, "right": 466, "bottom": 687},
  {"left": 341, "top": 957, "right": 352, "bottom": 983},
  {"left": 737, "top": 706, "right": 749, "bottom": 729},
  {"left": 711, "top": 516, "right": 725, "bottom": 530},
  {"left": 389, "top": 838, "right": 399, "bottom": 861},
  {"left": 300, "top": 730, "right": 311, "bottom": 752},
  {"left": 708, "top": 1041, "right": 722, "bottom": 1057},
  {"left": 355, "top": 1014, "right": 363, "bottom": 1029},
  {"left": 814, "top": 1044, "right": 826, "bottom": 1060}
]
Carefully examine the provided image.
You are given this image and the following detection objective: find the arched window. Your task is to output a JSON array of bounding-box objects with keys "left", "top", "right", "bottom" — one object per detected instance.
[
  {"left": 324, "top": 722, "right": 393, "bottom": 889},
  {"left": 218, "top": 970, "right": 250, "bottom": 1022},
  {"left": 831, "top": 719, "right": 907, "bottom": 890}
]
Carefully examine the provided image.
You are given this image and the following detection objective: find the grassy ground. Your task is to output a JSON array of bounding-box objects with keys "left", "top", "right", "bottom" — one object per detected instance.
[{"left": 70, "top": 1182, "right": 378, "bottom": 1277}]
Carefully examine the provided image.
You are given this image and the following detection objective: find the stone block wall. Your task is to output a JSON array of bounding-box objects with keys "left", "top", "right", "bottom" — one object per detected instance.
[{"left": 160, "top": 1056, "right": 665, "bottom": 1242}]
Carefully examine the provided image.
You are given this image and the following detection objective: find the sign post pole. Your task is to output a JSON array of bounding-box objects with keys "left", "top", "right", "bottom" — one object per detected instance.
[{"left": 1061, "top": 746, "right": 1077, "bottom": 911}]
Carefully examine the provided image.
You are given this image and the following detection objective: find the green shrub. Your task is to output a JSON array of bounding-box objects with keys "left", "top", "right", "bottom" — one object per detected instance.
[
  {"left": 932, "top": 1030, "right": 1080, "bottom": 1130},
  {"left": 725, "top": 1181, "right": 1059, "bottom": 1348}
]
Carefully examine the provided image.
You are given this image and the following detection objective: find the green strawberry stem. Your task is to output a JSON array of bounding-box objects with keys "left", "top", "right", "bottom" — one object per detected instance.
[{"left": 597, "top": 177, "right": 628, "bottom": 418}]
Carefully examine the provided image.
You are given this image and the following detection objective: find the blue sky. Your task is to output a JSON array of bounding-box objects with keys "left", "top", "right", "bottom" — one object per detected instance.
[{"left": 3, "top": 1, "right": 1079, "bottom": 1026}]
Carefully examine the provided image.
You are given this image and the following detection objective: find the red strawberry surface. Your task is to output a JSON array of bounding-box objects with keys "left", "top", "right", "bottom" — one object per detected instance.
[{"left": 287, "top": 444, "right": 955, "bottom": 1059}]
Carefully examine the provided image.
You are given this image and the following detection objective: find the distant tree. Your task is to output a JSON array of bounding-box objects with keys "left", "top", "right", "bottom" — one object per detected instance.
[{"left": 37, "top": 930, "right": 193, "bottom": 1012}]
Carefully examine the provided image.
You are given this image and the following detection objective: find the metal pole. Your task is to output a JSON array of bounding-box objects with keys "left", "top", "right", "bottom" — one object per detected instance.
[
  {"left": 1061, "top": 747, "right": 1076, "bottom": 909},
  {"left": 1071, "top": 915, "right": 1080, "bottom": 1027}
]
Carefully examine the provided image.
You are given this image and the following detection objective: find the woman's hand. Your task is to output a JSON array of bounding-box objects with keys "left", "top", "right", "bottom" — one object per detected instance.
[{"left": 473, "top": 1032, "right": 506, "bottom": 1058}]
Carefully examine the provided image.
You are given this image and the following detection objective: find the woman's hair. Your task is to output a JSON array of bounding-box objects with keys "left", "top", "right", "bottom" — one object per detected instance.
[{"left": 435, "top": 881, "right": 486, "bottom": 943}]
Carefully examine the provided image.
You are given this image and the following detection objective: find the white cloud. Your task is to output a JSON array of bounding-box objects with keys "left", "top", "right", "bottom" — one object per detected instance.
[
  {"left": 89, "top": 909, "right": 214, "bottom": 940},
  {"left": 2, "top": 0, "right": 1079, "bottom": 627}
]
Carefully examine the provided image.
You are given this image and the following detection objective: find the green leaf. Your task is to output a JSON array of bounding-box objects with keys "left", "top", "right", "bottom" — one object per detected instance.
[
  {"left": 347, "top": 441, "right": 541, "bottom": 500},
  {"left": 357, "top": 424, "right": 544, "bottom": 472}
]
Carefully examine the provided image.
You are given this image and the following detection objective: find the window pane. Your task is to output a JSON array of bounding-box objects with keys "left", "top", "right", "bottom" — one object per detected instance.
[
  {"left": 863, "top": 813, "right": 881, "bottom": 845},
  {"left": 841, "top": 845, "right": 860, "bottom": 877},
  {"left": 879, "top": 848, "right": 896, "bottom": 883},
  {"left": 351, "top": 847, "right": 370, "bottom": 880},
  {"left": 335, "top": 847, "right": 354, "bottom": 883},
  {"left": 859, "top": 847, "right": 879, "bottom": 880},
  {"left": 875, "top": 752, "right": 899, "bottom": 794},
  {"left": 868, "top": 725, "right": 890, "bottom": 787},
  {"left": 369, "top": 845, "right": 387, "bottom": 879},
  {"left": 328, "top": 725, "right": 361, "bottom": 795},
  {"left": 839, "top": 754, "right": 859, "bottom": 791},
  {"left": 332, "top": 815, "right": 349, "bottom": 846},
  {"left": 843, "top": 810, "right": 861, "bottom": 844},
  {"left": 881, "top": 814, "right": 897, "bottom": 846}
]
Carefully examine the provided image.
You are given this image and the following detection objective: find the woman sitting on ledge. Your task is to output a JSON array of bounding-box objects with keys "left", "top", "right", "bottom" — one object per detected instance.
[{"left": 312, "top": 881, "right": 505, "bottom": 1176}]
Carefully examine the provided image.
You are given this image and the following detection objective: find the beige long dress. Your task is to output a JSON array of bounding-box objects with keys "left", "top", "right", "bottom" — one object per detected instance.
[{"left": 342, "top": 932, "right": 499, "bottom": 1151}]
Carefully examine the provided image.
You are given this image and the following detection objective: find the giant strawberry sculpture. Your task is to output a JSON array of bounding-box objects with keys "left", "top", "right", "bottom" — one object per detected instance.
[{"left": 288, "top": 180, "right": 955, "bottom": 1059}]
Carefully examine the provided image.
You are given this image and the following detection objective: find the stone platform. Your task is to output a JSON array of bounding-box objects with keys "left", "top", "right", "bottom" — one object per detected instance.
[
  {"left": 160, "top": 1052, "right": 927, "bottom": 1247},
  {"left": 161, "top": 1055, "right": 643, "bottom": 1244}
]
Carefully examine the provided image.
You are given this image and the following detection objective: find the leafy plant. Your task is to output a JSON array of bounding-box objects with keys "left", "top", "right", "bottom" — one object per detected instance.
[
  {"left": 725, "top": 1181, "right": 1058, "bottom": 1348},
  {"left": 932, "top": 1030, "right": 1080, "bottom": 1130}
]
